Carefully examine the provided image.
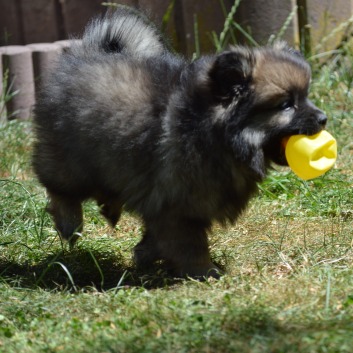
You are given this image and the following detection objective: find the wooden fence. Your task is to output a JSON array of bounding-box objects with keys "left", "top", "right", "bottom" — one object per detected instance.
[
  {"left": 1, "top": 0, "right": 352, "bottom": 121},
  {"left": 0, "top": 0, "right": 236, "bottom": 55}
]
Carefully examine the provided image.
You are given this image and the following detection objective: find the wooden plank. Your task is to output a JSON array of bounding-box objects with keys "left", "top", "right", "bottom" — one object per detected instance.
[
  {"left": 235, "top": 0, "right": 296, "bottom": 46},
  {"left": 138, "top": 0, "right": 177, "bottom": 51},
  {"left": 60, "top": 0, "right": 106, "bottom": 37},
  {"left": 0, "top": 0, "right": 23, "bottom": 45},
  {"left": 138, "top": 0, "right": 171, "bottom": 25},
  {"left": 20, "top": 0, "right": 59, "bottom": 44},
  {"left": 109, "top": 0, "right": 139, "bottom": 8},
  {"left": 179, "top": 0, "right": 233, "bottom": 56}
]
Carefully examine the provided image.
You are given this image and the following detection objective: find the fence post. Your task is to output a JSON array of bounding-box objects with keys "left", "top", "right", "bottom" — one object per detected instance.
[
  {"left": 178, "top": 0, "right": 233, "bottom": 56},
  {"left": 0, "top": 54, "right": 4, "bottom": 122},
  {"left": 235, "top": 0, "right": 297, "bottom": 45},
  {"left": 0, "top": 46, "right": 35, "bottom": 120},
  {"left": 27, "top": 43, "right": 62, "bottom": 96}
]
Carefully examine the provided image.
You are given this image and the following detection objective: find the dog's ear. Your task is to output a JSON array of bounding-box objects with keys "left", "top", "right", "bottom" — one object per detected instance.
[{"left": 208, "top": 50, "right": 254, "bottom": 103}]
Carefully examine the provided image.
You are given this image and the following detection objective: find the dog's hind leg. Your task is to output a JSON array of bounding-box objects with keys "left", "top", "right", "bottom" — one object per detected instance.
[
  {"left": 133, "top": 229, "right": 161, "bottom": 269},
  {"left": 95, "top": 196, "right": 123, "bottom": 228},
  {"left": 47, "top": 192, "right": 83, "bottom": 247}
]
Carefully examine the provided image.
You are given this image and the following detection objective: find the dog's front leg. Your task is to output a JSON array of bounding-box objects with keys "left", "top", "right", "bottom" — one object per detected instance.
[{"left": 46, "top": 192, "right": 83, "bottom": 247}]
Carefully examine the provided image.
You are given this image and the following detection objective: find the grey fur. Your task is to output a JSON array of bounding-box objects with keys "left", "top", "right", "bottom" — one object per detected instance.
[
  {"left": 80, "top": 8, "right": 166, "bottom": 58},
  {"left": 32, "top": 9, "right": 327, "bottom": 278}
]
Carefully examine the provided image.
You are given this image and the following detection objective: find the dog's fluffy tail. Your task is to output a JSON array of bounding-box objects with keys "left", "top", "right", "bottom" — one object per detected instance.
[{"left": 80, "top": 7, "right": 166, "bottom": 58}]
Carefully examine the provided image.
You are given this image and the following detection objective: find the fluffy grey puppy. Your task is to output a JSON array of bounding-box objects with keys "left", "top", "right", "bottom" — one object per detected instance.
[{"left": 33, "top": 8, "right": 327, "bottom": 278}]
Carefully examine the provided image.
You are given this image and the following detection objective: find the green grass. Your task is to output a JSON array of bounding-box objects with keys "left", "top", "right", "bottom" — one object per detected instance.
[{"left": 2, "top": 15, "right": 353, "bottom": 353}]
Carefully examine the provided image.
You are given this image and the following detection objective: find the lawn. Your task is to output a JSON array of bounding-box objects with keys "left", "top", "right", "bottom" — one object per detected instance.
[{"left": 1, "top": 18, "right": 353, "bottom": 353}]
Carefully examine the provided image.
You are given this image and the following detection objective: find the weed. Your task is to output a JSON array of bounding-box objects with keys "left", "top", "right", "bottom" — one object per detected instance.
[{"left": 0, "top": 70, "right": 19, "bottom": 122}]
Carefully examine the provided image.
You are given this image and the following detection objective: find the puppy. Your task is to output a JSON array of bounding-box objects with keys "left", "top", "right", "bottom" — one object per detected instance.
[{"left": 32, "top": 8, "right": 327, "bottom": 278}]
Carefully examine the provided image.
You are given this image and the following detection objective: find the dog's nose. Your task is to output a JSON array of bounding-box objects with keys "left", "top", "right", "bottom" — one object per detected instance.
[{"left": 317, "top": 112, "right": 327, "bottom": 127}]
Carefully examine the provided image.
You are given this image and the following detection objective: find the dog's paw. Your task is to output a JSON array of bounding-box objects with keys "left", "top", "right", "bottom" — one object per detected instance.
[
  {"left": 133, "top": 244, "right": 160, "bottom": 269},
  {"left": 172, "top": 262, "right": 223, "bottom": 280}
]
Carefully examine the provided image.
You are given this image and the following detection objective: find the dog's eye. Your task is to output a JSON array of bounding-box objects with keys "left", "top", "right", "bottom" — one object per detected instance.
[{"left": 279, "top": 101, "right": 293, "bottom": 111}]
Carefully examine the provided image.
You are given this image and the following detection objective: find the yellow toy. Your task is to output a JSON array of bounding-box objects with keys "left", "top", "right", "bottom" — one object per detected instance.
[{"left": 283, "top": 130, "right": 337, "bottom": 180}]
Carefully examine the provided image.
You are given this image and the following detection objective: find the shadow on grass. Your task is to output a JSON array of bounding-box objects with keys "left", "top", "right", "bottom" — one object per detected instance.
[{"left": 0, "top": 248, "right": 182, "bottom": 291}]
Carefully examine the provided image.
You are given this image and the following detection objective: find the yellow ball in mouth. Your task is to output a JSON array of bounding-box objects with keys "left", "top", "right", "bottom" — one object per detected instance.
[{"left": 283, "top": 130, "right": 337, "bottom": 180}]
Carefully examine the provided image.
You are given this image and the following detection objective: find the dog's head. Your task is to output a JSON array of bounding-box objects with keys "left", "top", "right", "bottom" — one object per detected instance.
[{"left": 207, "top": 42, "right": 327, "bottom": 179}]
